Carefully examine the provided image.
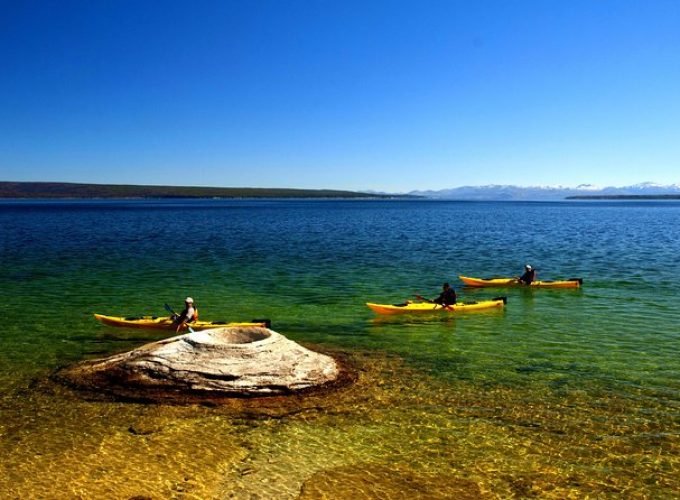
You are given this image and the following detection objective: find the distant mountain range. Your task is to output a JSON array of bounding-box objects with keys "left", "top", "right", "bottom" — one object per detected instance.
[{"left": 407, "top": 182, "right": 680, "bottom": 200}]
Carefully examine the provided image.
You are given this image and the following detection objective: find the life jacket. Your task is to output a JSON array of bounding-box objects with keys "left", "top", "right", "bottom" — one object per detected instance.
[
  {"left": 190, "top": 307, "right": 199, "bottom": 322},
  {"left": 520, "top": 270, "right": 536, "bottom": 284}
]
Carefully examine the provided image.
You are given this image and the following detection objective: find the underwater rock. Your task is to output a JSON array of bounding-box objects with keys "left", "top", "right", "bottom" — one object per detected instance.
[{"left": 60, "top": 327, "right": 340, "bottom": 401}]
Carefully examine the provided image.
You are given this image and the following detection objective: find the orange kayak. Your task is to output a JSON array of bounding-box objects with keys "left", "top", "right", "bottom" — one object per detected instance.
[
  {"left": 366, "top": 297, "right": 507, "bottom": 315},
  {"left": 94, "top": 314, "right": 270, "bottom": 330},
  {"left": 459, "top": 276, "right": 582, "bottom": 288}
]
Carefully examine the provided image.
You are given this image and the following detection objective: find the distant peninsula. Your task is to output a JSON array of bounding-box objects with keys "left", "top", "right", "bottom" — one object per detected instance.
[{"left": 0, "top": 181, "right": 401, "bottom": 199}]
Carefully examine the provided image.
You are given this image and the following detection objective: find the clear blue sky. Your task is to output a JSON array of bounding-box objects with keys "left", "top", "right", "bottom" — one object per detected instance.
[{"left": 2, "top": 0, "right": 679, "bottom": 192}]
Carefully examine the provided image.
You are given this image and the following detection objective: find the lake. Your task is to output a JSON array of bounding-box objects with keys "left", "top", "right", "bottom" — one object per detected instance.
[{"left": 0, "top": 199, "right": 678, "bottom": 497}]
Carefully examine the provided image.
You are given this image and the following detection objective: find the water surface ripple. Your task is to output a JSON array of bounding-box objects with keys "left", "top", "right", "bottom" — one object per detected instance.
[{"left": 0, "top": 199, "right": 678, "bottom": 497}]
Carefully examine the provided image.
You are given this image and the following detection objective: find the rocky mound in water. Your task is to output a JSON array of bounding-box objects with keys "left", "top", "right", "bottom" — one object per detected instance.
[{"left": 59, "top": 327, "right": 341, "bottom": 402}]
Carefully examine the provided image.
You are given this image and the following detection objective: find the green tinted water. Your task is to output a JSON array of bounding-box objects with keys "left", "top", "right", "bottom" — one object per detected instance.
[{"left": 0, "top": 200, "right": 678, "bottom": 497}]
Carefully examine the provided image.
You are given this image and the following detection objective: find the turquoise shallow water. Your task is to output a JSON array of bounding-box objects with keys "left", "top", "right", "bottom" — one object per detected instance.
[{"left": 1, "top": 199, "right": 679, "bottom": 497}]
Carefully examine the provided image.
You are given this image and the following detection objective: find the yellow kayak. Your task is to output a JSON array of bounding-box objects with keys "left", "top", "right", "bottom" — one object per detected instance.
[
  {"left": 459, "top": 276, "right": 582, "bottom": 288},
  {"left": 366, "top": 297, "right": 506, "bottom": 315},
  {"left": 94, "top": 314, "right": 270, "bottom": 330}
]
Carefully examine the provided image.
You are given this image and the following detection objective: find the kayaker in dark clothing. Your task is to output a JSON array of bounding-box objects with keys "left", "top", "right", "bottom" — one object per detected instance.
[
  {"left": 433, "top": 282, "right": 457, "bottom": 306},
  {"left": 517, "top": 265, "right": 536, "bottom": 285}
]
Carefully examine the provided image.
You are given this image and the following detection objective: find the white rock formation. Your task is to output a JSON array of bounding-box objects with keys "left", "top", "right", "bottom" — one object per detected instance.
[{"left": 62, "top": 327, "right": 340, "bottom": 399}]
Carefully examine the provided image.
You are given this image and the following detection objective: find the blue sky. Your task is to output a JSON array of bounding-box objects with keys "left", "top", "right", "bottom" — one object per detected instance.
[{"left": 2, "top": 0, "right": 679, "bottom": 192}]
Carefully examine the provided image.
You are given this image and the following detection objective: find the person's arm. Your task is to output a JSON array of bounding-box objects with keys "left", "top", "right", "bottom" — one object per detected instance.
[
  {"left": 174, "top": 307, "right": 193, "bottom": 332},
  {"left": 175, "top": 308, "right": 188, "bottom": 323}
]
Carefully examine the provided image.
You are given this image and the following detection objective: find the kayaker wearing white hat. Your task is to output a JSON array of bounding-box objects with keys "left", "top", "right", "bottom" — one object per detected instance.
[
  {"left": 173, "top": 297, "right": 198, "bottom": 331},
  {"left": 517, "top": 265, "right": 536, "bottom": 285}
]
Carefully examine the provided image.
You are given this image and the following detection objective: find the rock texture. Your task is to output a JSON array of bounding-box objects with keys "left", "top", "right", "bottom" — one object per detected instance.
[{"left": 60, "top": 327, "right": 340, "bottom": 400}]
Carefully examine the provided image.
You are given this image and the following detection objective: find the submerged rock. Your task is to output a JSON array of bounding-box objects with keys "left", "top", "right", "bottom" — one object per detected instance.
[{"left": 59, "top": 327, "right": 340, "bottom": 401}]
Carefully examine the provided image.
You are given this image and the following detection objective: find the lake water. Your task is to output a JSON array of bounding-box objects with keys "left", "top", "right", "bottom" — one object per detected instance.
[{"left": 0, "top": 199, "right": 678, "bottom": 498}]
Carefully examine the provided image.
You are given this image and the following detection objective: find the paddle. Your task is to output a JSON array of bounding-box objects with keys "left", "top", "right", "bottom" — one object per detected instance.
[{"left": 164, "top": 303, "right": 195, "bottom": 333}]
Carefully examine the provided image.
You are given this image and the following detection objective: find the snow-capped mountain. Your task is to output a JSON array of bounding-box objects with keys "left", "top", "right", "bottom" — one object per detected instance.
[{"left": 408, "top": 183, "right": 680, "bottom": 200}]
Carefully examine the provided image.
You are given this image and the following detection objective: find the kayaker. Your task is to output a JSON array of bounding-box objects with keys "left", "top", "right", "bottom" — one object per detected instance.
[
  {"left": 432, "top": 282, "right": 457, "bottom": 306},
  {"left": 517, "top": 265, "right": 536, "bottom": 285},
  {"left": 173, "top": 297, "right": 198, "bottom": 331}
]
